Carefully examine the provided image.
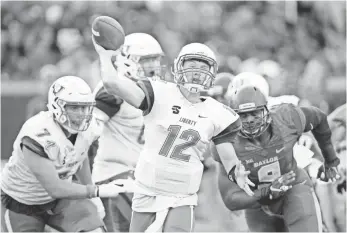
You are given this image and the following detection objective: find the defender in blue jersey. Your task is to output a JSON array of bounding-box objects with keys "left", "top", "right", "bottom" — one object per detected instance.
[{"left": 215, "top": 85, "right": 340, "bottom": 232}]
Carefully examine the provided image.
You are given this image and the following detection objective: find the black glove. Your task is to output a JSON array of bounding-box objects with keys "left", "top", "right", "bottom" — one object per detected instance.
[
  {"left": 257, "top": 170, "right": 296, "bottom": 205},
  {"left": 317, "top": 157, "right": 341, "bottom": 182}
]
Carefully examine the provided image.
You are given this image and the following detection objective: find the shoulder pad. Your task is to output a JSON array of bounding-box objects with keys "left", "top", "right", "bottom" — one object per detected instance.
[
  {"left": 21, "top": 113, "right": 60, "bottom": 160},
  {"left": 271, "top": 103, "right": 305, "bottom": 134}
]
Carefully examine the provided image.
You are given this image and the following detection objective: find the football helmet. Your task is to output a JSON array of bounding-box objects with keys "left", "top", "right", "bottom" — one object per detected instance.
[
  {"left": 47, "top": 76, "right": 95, "bottom": 134},
  {"left": 229, "top": 72, "right": 270, "bottom": 99},
  {"left": 257, "top": 60, "right": 282, "bottom": 80},
  {"left": 121, "top": 33, "right": 165, "bottom": 78},
  {"left": 229, "top": 85, "right": 270, "bottom": 138},
  {"left": 173, "top": 43, "right": 218, "bottom": 93}
]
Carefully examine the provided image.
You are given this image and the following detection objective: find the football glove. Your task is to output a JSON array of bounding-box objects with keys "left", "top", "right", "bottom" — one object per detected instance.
[
  {"left": 97, "top": 180, "right": 129, "bottom": 198},
  {"left": 113, "top": 51, "right": 141, "bottom": 81},
  {"left": 257, "top": 170, "right": 296, "bottom": 204},
  {"left": 317, "top": 157, "right": 341, "bottom": 182},
  {"left": 229, "top": 162, "right": 255, "bottom": 196},
  {"left": 90, "top": 197, "right": 106, "bottom": 220}
]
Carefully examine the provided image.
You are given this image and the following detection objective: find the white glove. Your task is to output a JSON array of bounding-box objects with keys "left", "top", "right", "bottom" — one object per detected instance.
[
  {"left": 90, "top": 197, "right": 106, "bottom": 220},
  {"left": 230, "top": 162, "right": 255, "bottom": 196},
  {"left": 92, "top": 36, "right": 140, "bottom": 81},
  {"left": 112, "top": 178, "right": 149, "bottom": 194},
  {"left": 97, "top": 180, "right": 128, "bottom": 198},
  {"left": 114, "top": 53, "right": 141, "bottom": 81}
]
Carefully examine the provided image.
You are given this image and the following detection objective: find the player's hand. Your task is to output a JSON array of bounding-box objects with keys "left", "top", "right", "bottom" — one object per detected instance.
[
  {"left": 111, "top": 178, "right": 146, "bottom": 194},
  {"left": 257, "top": 171, "right": 296, "bottom": 204},
  {"left": 113, "top": 50, "right": 141, "bottom": 81},
  {"left": 90, "top": 197, "right": 106, "bottom": 220},
  {"left": 97, "top": 181, "right": 128, "bottom": 198},
  {"left": 92, "top": 36, "right": 120, "bottom": 58},
  {"left": 232, "top": 163, "right": 255, "bottom": 196},
  {"left": 317, "top": 157, "right": 341, "bottom": 182},
  {"left": 269, "top": 170, "right": 296, "bottom": 199},
  {"left": 297, "top": 134, "right": 313, "bottom": 149}
]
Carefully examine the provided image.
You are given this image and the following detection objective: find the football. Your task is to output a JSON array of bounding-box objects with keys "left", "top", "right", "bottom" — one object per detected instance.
[{"left": 91, "top": 16, "right": 125, "bottom": 51}]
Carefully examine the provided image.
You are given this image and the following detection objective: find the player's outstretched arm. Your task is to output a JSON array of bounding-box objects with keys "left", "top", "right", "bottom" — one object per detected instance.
[
  {"left": 215, "top": 143, "right": 255, "bottom": 196},
  {"left": 93, "top": 37, "right": 146, "bottom": 109},
  {"left": 299, "top": 106, "right": 341, "bottom": 181},
  {"left": 22, "top": 140, "right": 127, "bottom": 199},
  {"left": 218, "top": 163, "right": 260, "bottom": 211}
]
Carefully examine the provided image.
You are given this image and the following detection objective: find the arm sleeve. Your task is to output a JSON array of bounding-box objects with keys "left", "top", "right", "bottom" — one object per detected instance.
[
  {"left": 21, "top": 136, "right": 49, "bottom": 159},
  {"left": 212, "top": 118, "right": 242, "bottom": 145},
  {"left": 136, "top": 79, "right": 155, "bottom": 115},
  {"left": 299, "top": 106, "right": 338, "bottom": 164},
  {"left": 95, "top": 86, "right": 123, "bottom": 118}
]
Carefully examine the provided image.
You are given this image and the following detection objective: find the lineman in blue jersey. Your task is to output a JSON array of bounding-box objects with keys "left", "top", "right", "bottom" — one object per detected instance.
[
  {"left": 0, "top": 76, "right": 130, "bottom": 232},
  {"left": 92, "top": 33, "right": 166, "bottom": 232},
  {"left": 93, "top": 37, "right": 254, "bottom": 232},
  {"left": 216, "top": 85, "right": 341, "bottom": 232}
]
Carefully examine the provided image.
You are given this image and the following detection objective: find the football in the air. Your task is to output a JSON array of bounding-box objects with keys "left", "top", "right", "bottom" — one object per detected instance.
[{"left": 92, "top": 16, "right": 125, "bottom": 50}]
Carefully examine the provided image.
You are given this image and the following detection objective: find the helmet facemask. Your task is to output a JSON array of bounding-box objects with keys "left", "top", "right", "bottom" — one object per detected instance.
[
  {"left": 174, "top": 54, "right": 217, "bottom": 93},
  {"left": 238, "top": 106, "right": 271, "bottom": 139},
  {"left": 138, "top": 54, "right": 166, "bottom": 78},
  {"left": 53, "top": 98, "right": 95, "bottom": 134},
  {"left": 121, "top": 43, "right": 166, "bottom": 80}
]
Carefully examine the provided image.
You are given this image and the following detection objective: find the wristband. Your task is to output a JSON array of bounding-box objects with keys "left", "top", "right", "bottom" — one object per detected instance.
[
  {"left": 95, "top": 185, "right": 100, "bottom": 197},
  {"left": 86, "top": 184, "right": 97, "bottom": 199}
]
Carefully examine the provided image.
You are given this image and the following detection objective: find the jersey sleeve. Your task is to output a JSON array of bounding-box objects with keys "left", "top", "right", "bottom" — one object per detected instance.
[
  {"left": 94, "top": 83, "right": 123, "bottom": 118},
  {"left": 136, "top": 78, "right": 155, "bottom": 115},
  {"left": 21, "top": 127, "right": 60, "bottom": 161},
  {"left": 21, "top": 136, "right": 49, "bottom": 159},
  {"left": 274, "top": 103, "right": 306, "bottom": 135},
  {"left": 212, "top": 104, "right": 241, "bottom": 145}
]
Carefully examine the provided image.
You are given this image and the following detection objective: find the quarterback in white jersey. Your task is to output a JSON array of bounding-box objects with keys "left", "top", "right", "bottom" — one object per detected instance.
[
  {"left": 94, "top": 36, "right": 254, "bottom": 232},
  {"left": 92, "top": 33, "right": 165, "bottom": 232},
  {"left": 1, "top": 76, "right": 128, "bottom": 232}
]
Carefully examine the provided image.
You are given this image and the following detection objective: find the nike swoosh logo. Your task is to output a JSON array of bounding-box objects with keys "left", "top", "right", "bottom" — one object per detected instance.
[
  {"left": 276, "top": 147, "right": 285, "bottom": 153},
  {"left": 198, "top": 115, "right": 207, "bottom": 118}
]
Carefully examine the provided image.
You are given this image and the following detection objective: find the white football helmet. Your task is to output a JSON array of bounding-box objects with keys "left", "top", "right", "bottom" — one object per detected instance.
[
  {"left": 47, "top": 76, "right": 95, "bottom": 134},
  {"left": 173, "top": 43, "right": 218, "bottom": 93},
  {"left": 120, "top": 33, "right": 165, "bottom": 78},
  {"left": 257, "top": 60, "right": 282, "bottom": 80},
  {"left": 229, "top": 72, "right": 270, "bottom": 99}
]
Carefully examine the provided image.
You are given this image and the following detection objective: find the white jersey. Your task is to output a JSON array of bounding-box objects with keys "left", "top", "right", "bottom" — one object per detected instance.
[
  {"left": 135, "top": 78, "right": 240, "bottom": 196},
  {"left": 268, "top": 95, "right": 300, "bottom": 108},
  {"left": 1, "top": 111, "right": 99, "bottom": 205},
  {"left": 92, "top": 82, "right": 144, "bottom": 183}
]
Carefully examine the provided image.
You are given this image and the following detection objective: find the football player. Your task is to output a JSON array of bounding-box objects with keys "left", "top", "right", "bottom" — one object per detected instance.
[
  {"left": 216, "top": 85, "right": 340, "bottom": 232},
  {"left": 1, "top": 76, "right": 129, "bottom": 232},
  {"left": 315, "top": 103, "right": 346, "bottom": 232},
  {"left": 93, "top": 37, "right": 254, "bottom": 232},
  {"left": 91, "top": 33, "right": 165, "bottom": 232},
  {"left": 228, "top": 72, "right": 323, "bottom": 168}
]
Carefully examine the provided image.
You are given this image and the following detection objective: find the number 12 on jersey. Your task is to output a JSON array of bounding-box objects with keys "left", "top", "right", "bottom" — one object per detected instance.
[{"left": 159, "top": 125, "right": 201, "bottom": 162}]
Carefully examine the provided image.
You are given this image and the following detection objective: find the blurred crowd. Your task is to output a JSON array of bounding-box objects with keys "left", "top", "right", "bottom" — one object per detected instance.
[{"left": 1, "top": 1, "right": 346, "bottom": 112}]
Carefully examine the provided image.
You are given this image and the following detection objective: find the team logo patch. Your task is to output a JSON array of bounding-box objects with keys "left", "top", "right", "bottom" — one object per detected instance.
[
  {"left": 172, "top": 105, "right": 181, "bottom": 114},
  {"left": 239, "top": 102, "right": 256, "bottom": 111},
  {"left": 36, "top": 128, "right": 50, "bottom": 137},
  {"left": 53, "top": 83, "right": 64, "bottom": 95}
]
